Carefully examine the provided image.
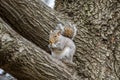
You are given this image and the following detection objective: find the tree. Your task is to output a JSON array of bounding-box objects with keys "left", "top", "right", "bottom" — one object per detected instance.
[{"left": 0, "top": 0, "right": 120, "bottom": 80}]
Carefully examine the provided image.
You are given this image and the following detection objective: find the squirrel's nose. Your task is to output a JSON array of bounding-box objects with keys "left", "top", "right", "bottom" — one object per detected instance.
[
  {"left": 49, "top": 40, "right": 52, "bottom": 44},
  {"left": 49, "top": 39, "right": 53, "bottom": 44}
]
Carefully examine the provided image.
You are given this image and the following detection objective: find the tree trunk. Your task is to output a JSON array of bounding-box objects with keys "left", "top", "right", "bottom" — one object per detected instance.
[
  {"left": 55, "top": 0, "right": 120, "bottom": 79},
  {"left": 0, "top": 0, "right": 120, "bottom": 80}
]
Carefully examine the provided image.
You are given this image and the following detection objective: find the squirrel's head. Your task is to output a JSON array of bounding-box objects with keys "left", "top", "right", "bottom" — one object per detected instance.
[{"left": 49, "top": 30, "right": 61, "bottom": 44}]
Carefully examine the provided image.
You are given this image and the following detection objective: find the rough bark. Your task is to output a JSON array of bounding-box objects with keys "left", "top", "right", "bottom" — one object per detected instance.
[
  {"left": 0, "top": 0, "right": 60, "bottom": 53},
  {"left": 55, "top": 0, "right": 120, "bottom": 80}
]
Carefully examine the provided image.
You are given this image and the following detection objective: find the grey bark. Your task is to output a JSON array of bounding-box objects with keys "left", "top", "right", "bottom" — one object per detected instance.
[
  {"left": 0, "top": 0, "right": 59, "bottom": 53},
  {"left": 55, "top": 0, "right": 120, "bottom": 80}
]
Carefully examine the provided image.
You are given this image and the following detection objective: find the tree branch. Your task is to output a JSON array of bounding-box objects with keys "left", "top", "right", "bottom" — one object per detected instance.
[{"left": 0, "top": 0, "right": 60, "bottom": 52}]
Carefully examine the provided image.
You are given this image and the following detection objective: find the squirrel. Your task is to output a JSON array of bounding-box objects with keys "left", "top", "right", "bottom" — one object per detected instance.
[{"left": 48, "top": 27, "right": 76, "bottom": 63}]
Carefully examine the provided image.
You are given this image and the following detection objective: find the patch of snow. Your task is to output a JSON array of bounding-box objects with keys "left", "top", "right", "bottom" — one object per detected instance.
[
  {"left": 41, "top": 0, "right": 55, "bottom": 9},
  {"left": 0, "top": 69, "right": 4, "bottom": 74}
]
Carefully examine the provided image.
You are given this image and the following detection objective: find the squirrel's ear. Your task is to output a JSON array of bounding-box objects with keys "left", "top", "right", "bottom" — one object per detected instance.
[
  {"left": 50, "top": 30, "right": 53, "bottom": 33},
  {"left": 57, "top": 30, "right": 61, "bottom": 35}
]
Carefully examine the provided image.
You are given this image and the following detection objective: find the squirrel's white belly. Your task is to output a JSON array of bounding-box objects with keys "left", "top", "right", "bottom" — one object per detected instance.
[{"left": 52, "top": 47, "right": 70, "bottom": 59}]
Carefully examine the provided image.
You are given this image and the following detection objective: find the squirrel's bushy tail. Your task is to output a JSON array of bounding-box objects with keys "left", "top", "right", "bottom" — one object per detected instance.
[{"left": 55, "top": 22, "right": 77, "bottom": 40}]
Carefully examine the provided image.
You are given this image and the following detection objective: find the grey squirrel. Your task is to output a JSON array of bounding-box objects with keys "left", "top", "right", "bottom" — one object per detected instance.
[{"left": 48, "top": 23, "right": 77, "bottom": 63}]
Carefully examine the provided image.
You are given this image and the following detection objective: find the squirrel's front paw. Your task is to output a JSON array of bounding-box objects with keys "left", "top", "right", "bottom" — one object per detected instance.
[
  {"left": 48, "top": 44, "right": 57, "bottom": 48},
  {"left": 48, "top": 44, "right": 51, "bottom": 48},
  {"left": 51, "top": 44, "right": 57, "bottom": 48}
]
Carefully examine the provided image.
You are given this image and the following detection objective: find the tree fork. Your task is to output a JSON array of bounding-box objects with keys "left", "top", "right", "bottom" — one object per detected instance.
[{"left": 0, "top": 21, "right": 78, "bottom": 80}]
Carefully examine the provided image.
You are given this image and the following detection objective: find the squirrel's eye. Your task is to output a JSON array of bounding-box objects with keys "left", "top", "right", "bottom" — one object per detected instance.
[{"left": 54, "top": 35, "right": 57, "bottom": 37}]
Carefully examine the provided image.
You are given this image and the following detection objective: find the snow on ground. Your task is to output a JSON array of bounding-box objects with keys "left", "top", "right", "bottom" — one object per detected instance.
[
  {"left": 41, "top": 0, "right": 55, "bottom": 9},
  {"left": 0, "top": 68, "right": 4, "bottom": 74}
]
